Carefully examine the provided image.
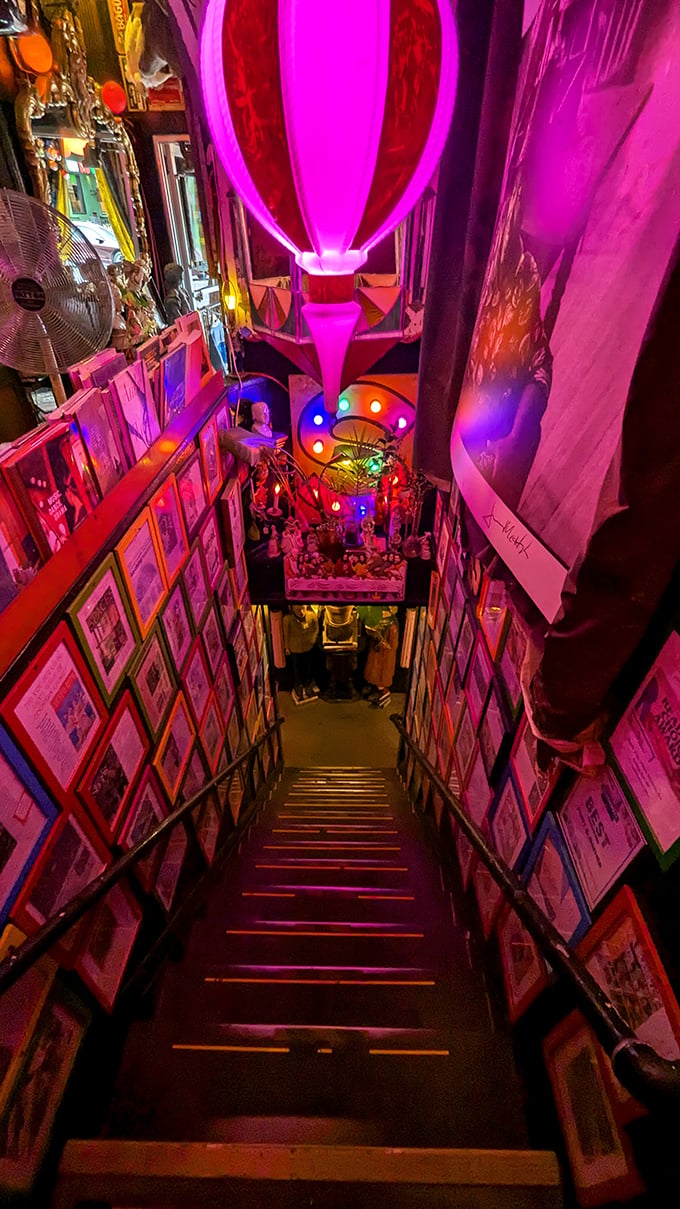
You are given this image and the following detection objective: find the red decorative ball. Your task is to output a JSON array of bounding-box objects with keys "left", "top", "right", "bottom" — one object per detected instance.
[{"left": 101, "top": 81, "right": 127, "bottom": 115}]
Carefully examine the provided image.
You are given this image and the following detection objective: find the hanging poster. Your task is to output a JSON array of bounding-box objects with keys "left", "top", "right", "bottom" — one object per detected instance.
[{"left": 558, "top": 766, "right": 645, "bottom": 908}]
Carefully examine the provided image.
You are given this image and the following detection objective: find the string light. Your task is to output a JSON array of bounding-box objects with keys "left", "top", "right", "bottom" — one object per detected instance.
[
  {"left": 338, "top": 398, "right": 350, "bottom": 412},
  {"left": 397, "top": 416, "right": 408, "bottom": 429},
  {"left": 313, "top": 414, "right": 324, "bottom": 426},
  {"left": 331, "top": 501, "right": 341, "bottom": 512},
  {"left": 370, "top": 399, "right": 382, "bottom": 414},
  {"left": 313, "top": 440, "right": 324, "bottom": 454}
]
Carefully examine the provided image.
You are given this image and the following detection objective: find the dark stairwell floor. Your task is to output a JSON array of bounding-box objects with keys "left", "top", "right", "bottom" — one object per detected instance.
[{"left": 101, "top": 765, "right": 529, "bottom": 1151}]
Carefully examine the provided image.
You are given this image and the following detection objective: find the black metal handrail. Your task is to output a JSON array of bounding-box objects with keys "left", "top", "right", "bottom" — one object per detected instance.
[
  {"left": 0, "top": 718, "right": 284, "bottom": 999},
  {"left": 391, "top": 714, "right": 680, "bottom": 1112}
]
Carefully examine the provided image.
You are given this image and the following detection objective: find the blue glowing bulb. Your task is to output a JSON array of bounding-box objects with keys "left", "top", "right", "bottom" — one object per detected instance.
[{"left": 313, "top": 413, "right": 324, "bottom": 426}]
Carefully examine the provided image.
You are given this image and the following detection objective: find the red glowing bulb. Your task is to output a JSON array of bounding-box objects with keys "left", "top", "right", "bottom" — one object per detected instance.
[{"left": 101, "top": 81, "right": 127, "bottom": 115}]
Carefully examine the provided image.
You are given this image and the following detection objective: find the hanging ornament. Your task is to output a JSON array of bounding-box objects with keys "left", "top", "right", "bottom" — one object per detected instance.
[{"left": 200, "top": 0, "right": 458, "bottom": 412}]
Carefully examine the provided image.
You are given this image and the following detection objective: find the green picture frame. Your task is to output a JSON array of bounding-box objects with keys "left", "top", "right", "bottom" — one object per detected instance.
[
  {"left": 129, "top": 622, "right": 176, "bottom": 740},
  {"left": 67, "top": 554, "right": 140, "bottom": 706}
]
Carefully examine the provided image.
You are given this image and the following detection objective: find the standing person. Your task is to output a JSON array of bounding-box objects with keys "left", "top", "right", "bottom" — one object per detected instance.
[
  {"left": 364, "top": 607, "right": 399, "bottom": 709},
  {"left": 283, "top": 605, "right": 319, "bottom": 705}
]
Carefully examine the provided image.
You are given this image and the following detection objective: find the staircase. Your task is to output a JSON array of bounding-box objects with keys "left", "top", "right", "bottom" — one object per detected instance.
[{"left": 53, "top": 768, "right": 563, "bottom": 1207}]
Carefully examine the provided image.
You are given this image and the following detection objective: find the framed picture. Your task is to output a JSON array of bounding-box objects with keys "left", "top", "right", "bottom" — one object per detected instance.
[
  {"left": 220, "top": 476, "right": 245, "bottom": 565},
  {"left": 498, "top": 611, "right": 525, "bottom": 719},
  {"left": 154, "top": 694, "right": 196, "bottom": 803},
  {"left": 456, "top": 823, "right": 475, "bottom": 890},
  {"left": 199, "top": 415, "right": 222, "bottom": 503},
  {"left": 214, "top": 654, "right": 235, "bottom": 725},
  {"left": 488, "top": 769, "right": 532, "bottom": 873},
  {"left": 231, "top": 550, "right": 248, "bottom": 605},
  {"left": 68, "top": 556, "right": 139, "bottom": 705},
  {"left": 449, "top": 575, "right": 467, "bottom": 647},
  {"left": 609, "top": 631, "right": 680, "bottom": 869},
  {"left": 0, "top": 726, "right": 60, "bottom": 928},
  {"left": 433, "top": 593, "right": 448, "bottom": 653},
  {"left": 110, "top": 359, "right": 160, "bottom": 463},
  {"left": 200, "top": 695, "right": 225, "bottom": 775},
  {"left": 115, "top": 508, "right": 168, "bottom": 639},
  {"left": 510, "top": 716, "right": 560, "bottom": 833},
  {"left": 473, "top": 856, "right": 503, "bottom": 938},
  {"left": 77, "top": 692, "right": 149, "bottom": 843},
  {"left": 523, "top": 813, "right": 591, "bottom": 946},
  {"left": 183, "top": 540, "right": 210, "bottom": 631},
  {"left": 497, "top": 904, "right": 549, "bottom": 1022},
  {"left": 216, "top": 564, "right": 236, "bottom": 637},
  {"left": 227, "top": 767, "right": 245, "bottom": 825},
  {"left": 462, "top": 745, "right": 493, "bottom": 829},
  {"left": 199, "top": 509, "right": 223, "bottom": 592},
  {"left": 160, "top": 342, "right": 188, "bottom": 426},
  {"left": 478, "top": 680, "right": 512, "bottom": 780},
  {"left": 0, "top": 925, "right": 57, "bottom": 1116},
  {"left": 182, "top": 637, "right": 212, "bottom": 728},
  {"left": 12, "top": 805, "right": 109, "bottom": 962},
  {"left": 454, "top": 608, "right": 475, "bottom": 681},
  {"left": 230, "top": 621, "right": 249, "bottom": 683},
  {"left": 154, "top": 823, "right": 188, "bottom": 912},
  {"left": 1, "top": 622, "right": 106, "bottom": 802},
  {"left": 436, "top": 516, "right": 450, "bottom": 578},
  {"left": 180, "top": 745, "right": 208, "bottom": 804},
  {"left": 444, "top": 663, "right": 464, "bottom": 736},
  {"left": 453, "top": 697, "right": 477, "bottom": 788},
  {"left": 225, "top": 703, "right": 241, "bottom": 762},
  {"left": 129, "top": 625, "right": 175, "bottom": 741},
  {"left": 149, "top": 474, "right": 189, "bottom": 587},
  {"left": 202, "top": 604, "right": 225, "bottom": 678},
  {"left": 476, "top": 574, "right": 509, "bottom": 660},
  {"left": 75, "top": 880, "right": 143, "bottom": 1012},
  {"left": 118, "top": 767, "right": 168, "bottom": 894},
  {"left": 464, "top": 636, "right": 494, "bottom": 730},
  {"left": 426, "top": 570, "right": 440, "bottom": 629},
  {"left": 433, "top": 489, "right": 445, "bottom": 547},
  {"left": 543, "top": 1011, "right": 645, "bottom": 1208},
  {"left": 194, "top": 791, "right": 222, "bottom": 866},
  {"left": 176, "top": 449, "right": 208, "bottom": 539},
  {"left": 0, "top": 984, "right": 90, "bottom": 1194},
  {"left": 557, "top": 767, "right": 645, "bottom": 910},
  {"left": 161, "top": 581, "right": 193, "bottom": 676}
]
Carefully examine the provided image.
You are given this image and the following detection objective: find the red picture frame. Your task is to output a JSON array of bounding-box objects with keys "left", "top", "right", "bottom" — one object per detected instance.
[
  {"left": 154, "top": 693, "right": 196, "bottom": 803},
  {"left": 76, "top": 691, "right": 150, "bottom": 843},
  {"left": 118, "top": 767, "right": 168, "bottom": 894},
  {"left": 200, "top": 693, "right": 225, "bottom": 775},
  {"left": 497, "top": 904, "right": 549, "bottom": 1023},
  {"left": 510, "top": 715, "right": 560, "bottom": 833},
  {"left": 75, "top": 880, "right": 143, "bottom": 1012},
  {"left": 148, "top": 473, "right": 190, "bottom": 587}
]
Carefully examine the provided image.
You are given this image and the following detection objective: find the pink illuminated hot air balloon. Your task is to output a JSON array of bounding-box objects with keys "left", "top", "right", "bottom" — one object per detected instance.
[{"left": 201, "top": 0, "right": 458, "bottom": 411}]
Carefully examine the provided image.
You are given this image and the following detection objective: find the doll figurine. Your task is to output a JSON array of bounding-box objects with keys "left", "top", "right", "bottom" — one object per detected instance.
[{"left": 251, "top": 401, "right": 273, "bottom": 438}]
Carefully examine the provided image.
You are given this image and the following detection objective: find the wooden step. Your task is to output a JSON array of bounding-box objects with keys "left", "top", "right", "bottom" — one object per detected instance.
[{"left": 53, "top": 1141, "right": 563, "bottom": 1208}]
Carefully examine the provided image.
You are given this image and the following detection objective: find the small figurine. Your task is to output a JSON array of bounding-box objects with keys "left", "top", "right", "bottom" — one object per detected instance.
[
  {"left": 251, "top": 401, "right": 273, "bottom": 438},
  {"left": 419, "top": 532, "right": 433, "bottom": 559},
  {"left": 306, "top": 529, "right": 320, "bottom": 555},
  {"left": 163, "top": 262, "right": 190, "bottom": 324},
  {"left": 280, "top": 516, "right": 304, "bottom": 572},
  {"left": 267, "top": 529, "right": 280, "bottom": 558},
  {"left": 361, "top": 514, "right": 376, "bottom": 551}
]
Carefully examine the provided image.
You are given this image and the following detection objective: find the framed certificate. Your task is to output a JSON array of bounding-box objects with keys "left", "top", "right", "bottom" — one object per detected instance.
[
  {"left": 199, "top": 509, "right": 223, "bottom": 592},
  {"left": 68, "top": 556, "right": 139, "bottom": 705},
  {"left": 216, "top": 564, "right": 236, "bottom": 637},
  {"left": 176, "top": 449, "right": 208, "bottom": 539},
  {"left": 214, "top": 654, "right": 235, "bottom": 724},
  {"left": 557, "top": 767, "right": 645, "bottom": 909},
  {"left": 77, "top": 691, "right": 150, "bottom": 843},
  {"left": 118, "top": 767, "right": 168, "bottom": 894},
  {"left": 473, "top": 857, "right": 503, "bottom": 938},
  {"left": 476, "top": 574, "right": 509, "bottom": 660},
  {"left": 182, "top": 637, "right": 212, "bottom": 728},
  {"left": 116, "top": 508, "right": 168, "bottom": 639},
  {"left": 488, "top": 769, "right": 532, "bottom": 873},
  {"left": 0, "top": 925, "right": 56, "bottom": 1116},
  {"left": 0, "top": 726, "right": 60, "bottom": 928},
  {"left": 161, "top": 582, "right": 193, "bottom": 676},
  {"left": 75, "top": 880, "right": 142, "bottom": 1012},
  {"left": 194, "top": 792, "right": 222, "bottom": 866},
  {"left": 183, "top": 540, "right": 210, "bottom": 631},
  {"left": 454, "top": 607, "right": 475, "bottom": 681},
  {"left": 1, "top": 622, "right": 106, "bottom": 802},
  {"left": 453, "top": 697, "right": 477, "bottom": 788},
  {"left": 202, "top": 604, "right": 225, "bottom": 678},
  {"left": 478, "top": 680, "right": 512, "bottom": 780},
  {"left": 129, "top": 625, "right": 175, "bottom": 740},
  {"left": 462, "top": 745, "right": 493, "bottom": 829},
  {"left": 609, "top": 631, "right": 680, "bottom": 869},
  {"left": 154, "top": 694, "right": 195, "bottom": 802},
  {"left": 510, "top": 715, "right": 559, "bottom": 833},
  {"left": 199, "top": 415, "right": 222, "bottom": 503},
  {"left": 464, "top": 636, "right": 494, "bottom": 729},
  {"left": 497, "top": 904, "right": 548, "bottom": 1022},
  {"left": 220, "top": 476, "right": 245, "bottom": 565},
  {"left": 149, "top": 474, "right": 189, "bottom": 587},
  {"left": 154, "top": 823, "right": 188, "bottom": 911},
  {"left": 523, "top": 813, "right": 591, "bottom": 946},
  {"left": 200, "top": 694, "right": 225, "bottom": 774}
]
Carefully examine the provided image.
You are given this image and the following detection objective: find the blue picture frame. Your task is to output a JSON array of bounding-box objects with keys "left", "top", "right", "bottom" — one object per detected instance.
[
  {"left": 0, "top": 722, "right": 60, "bottom": 928},
  {"left": 488, "top": 768, "right": 532, "bottom": 874},
  {"left": 521, "top": 812, "right": 591, "bottom": 946}
]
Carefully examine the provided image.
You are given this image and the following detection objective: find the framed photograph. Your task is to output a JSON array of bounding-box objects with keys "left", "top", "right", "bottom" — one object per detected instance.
[
  {"left": 426, "top": 570, "right": 440, "bottom": 629},
  {"left": 454, "top": 608, "right": 475, "bottom": 681},
  {"left": 609, "top": 631, "right": 680, "bottom": 869},
  {"left": 199, "top": 415, "right": 222, "bottom": 503},
  {"left": 115, "top": 508, "right": 168, "bottom": 639},
  {"left": 227, "top": 767, "right": 245, "bottom": 825},
  {"left": 129, "top": 625, "right": 175, "bottom": 741},
  {"left": 161, "top": 581, "right": 193, "bottom": 676},
  {"left": 216, "top": 564, "right": 236, "bottom": 637},
  {"left": 476, "top": 574, "right": 509, "bottom": 660},
  {"left": 149, "top": 474, "right": 190, "bottom": 587},
  {"left": 180, "top": 745, "right": 208, "bottom": 804},
  {"left": 436, "top": 516, "right": 450, "bottom": 578},
  {"left": 220, "top": 476, "right": 245, "bottom": 565},
  {"left": 0, "top": 985, "right": 90, "bottom": 1194},
  {"left": 176, "top": 449, "right": 208, "bottom": 539},
  {"left": 12, "top": 805, "right": 109, "bottom": 962},
  {"left": 200, "top": 695, "right": 225, "bottom": 775},
  {"left": 0, "top": 925, "right": 57, "bottom": 1116},
  {"left": 543, "top": 1011, "right": 645, "bottom": 1208},
  {"left": 1, "top": 622, "right": 106, "bottom": 802},
  {"left": 182, "top": 637, "right": 212, "bottom": 728},
  {"left": 453, "top": 697, "right": 477, "bottom": 788},
  {"left": 154, "top": 823, "right": 188, "bottom": 912},
  {"left": 497, "top": 904, "right": 549, "bottom": 1022},
  {"left": 0, "top": 726, "right": 60, "bottom": 928},
  {"left": 232, "top": 550, "right": 248, "bottom": 605},
  {"left": 118, "top": 767, "right": 168, "bottom": 894},
  {"left": 214, "top": 654, "right": 235, "bottom": 725},
  {"left": 76, "top": 692, "right": 149, "bottom": 843},
  {"left": 478, "top": 680, "right": 512, "bottom": 780},
  {"left": 462, "top": 745, "right": 493, "bottom": 829},
  {"left": 202, "top": 604, "right": 225, "bottom": 679},
  {"left": 75, "top": 880, "right": 143, "bottom": 1012},
  {"left": 464, "top": 636, "right": 494, "bottom": 730},
  {"left": 558, "top": 767, "right": 645, "bottom": 910},
  {"left": 154, "top": 694, "right": 196, "bottom": 803},
  {"left": 194, "top": 791, "right": 222, "bottom": 866},
  {"left": 183, "top": 540, "right": 210, "bottom": 631},
  {"left": 199, "top": 509, "right": 223, "bottom": 592},
  {"left": 473, "top": 856, "right": 503, "bottom": 938},
  {"left": 68, "top": 556, "right": 139, "bottom": 705},
  {"left": 488, "top": 769, "right": 532, "bottom": 873},
  {"left": 225, "top": 703, "right": 241, "bottom": 762},
  {"left": 498, "top": 611, "right": 525, "bottom": 719},
  {"left": 510, "top": 715, "right": 560, "bottom": 833},
  {"left": 523, "top": 813, "right": 591, "bottom": 946}
]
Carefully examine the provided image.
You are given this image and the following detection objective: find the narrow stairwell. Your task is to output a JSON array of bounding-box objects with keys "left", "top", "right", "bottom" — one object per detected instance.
[{"left": 54, "top": 767, "right": 562, "bottom": 1207}]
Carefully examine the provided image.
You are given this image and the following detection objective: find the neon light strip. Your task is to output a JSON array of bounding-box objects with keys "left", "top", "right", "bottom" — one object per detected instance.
[
  {"left": 255, "top": 864, "right": 408, "bottom": 871},
  {"left": 263, "top": 845, "right": 401, "bottom": 851},
  {"left": 225, "top": 930, "right": 424, "bottom": 938},
  {"left": 205, "top": 977, "right": 435, "bottom": 986},
  {"left": 172, "top": 1043, "right": 290, "bottom": 1054},
  {"left": 369, "top": 1049, "right": 450, "bottom": 1057},
  {"left": 358, "top": 895, "right": 414, "bottom": 901}
]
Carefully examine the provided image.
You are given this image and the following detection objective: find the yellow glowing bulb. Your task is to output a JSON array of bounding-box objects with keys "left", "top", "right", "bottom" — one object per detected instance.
[
  {"left": 313, "top": 440, "right": 324, "bottom": 454},
  {"left": 331, "top": 501, "right": 341, "bottom": 512},
  {"left": 226, "top": 294, "right": 237, "bottom": 311},
  {"left": 370, "top": 399, "right": 382, "bottom": 414}
]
